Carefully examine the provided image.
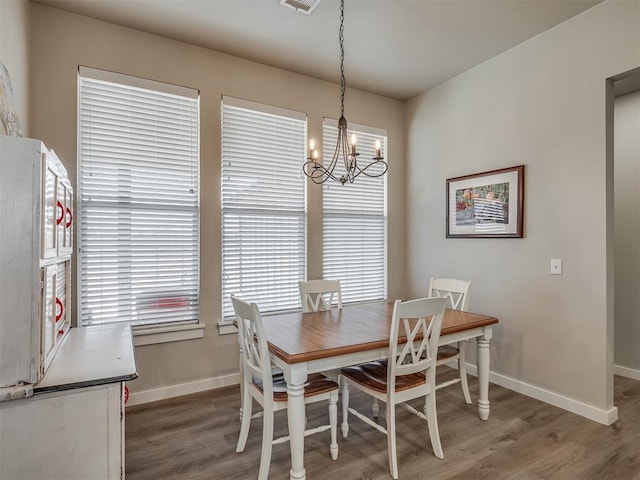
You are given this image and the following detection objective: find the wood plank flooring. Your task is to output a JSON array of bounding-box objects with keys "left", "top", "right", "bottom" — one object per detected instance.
[{"left": 125, "top": 372, "right": 640, "bottom": 479}]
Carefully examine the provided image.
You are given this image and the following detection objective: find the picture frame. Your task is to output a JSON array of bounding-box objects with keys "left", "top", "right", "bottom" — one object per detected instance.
[{"left": 446, "top": 165, "right": 524, "bottom": 238}]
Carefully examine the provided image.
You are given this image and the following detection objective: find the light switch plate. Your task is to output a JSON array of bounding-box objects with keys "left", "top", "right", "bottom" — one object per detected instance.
[{"left": 551, "top": 258, "right": 563, "bottom": 275}]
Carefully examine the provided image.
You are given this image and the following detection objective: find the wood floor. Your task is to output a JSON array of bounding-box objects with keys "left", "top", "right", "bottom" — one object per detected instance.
[{"left": 125, "top": 371, "right": 640, "bottom": 480}]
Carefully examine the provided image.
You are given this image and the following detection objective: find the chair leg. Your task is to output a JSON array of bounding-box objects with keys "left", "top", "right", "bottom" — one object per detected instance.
[
  {"left": 238, "top": 353, "right": 244, "bottom": 420},
  {"left": 341, "top": 376, "right": 350, "bottom": 438},
  {"left": 329, "top": 390, "right": 339, "bottom": 460},
  {"left": 386, "top": 403, "right": 399, "bottom": 480},
  {"left": 424, "top": 392, "right": 444, "bottom": 459},
  {"left": 236, "top": 384, "right": 253, "bottom": 453},
  {"left": 458, "top": 341, "right": 472, "bottom": 404},
  {"left": 258, "top": 403, "right": 274, "bottom": 480},
  {"left": 372, "top": 398, "right": 379, "bottom": 418}
]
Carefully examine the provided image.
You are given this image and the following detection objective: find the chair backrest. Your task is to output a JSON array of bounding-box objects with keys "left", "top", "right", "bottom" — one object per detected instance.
[
  {"left": 231, "top": 295, "right": 272, "bottom": 397},
  {"left": 387, "top": 297, "right": 447, "bottom": 392},
  {"left": 428, "top": 278, "right": 471, "bottom": 311},
  {"left": 299, "top": 279, "right": 342, "bottom": 313}
]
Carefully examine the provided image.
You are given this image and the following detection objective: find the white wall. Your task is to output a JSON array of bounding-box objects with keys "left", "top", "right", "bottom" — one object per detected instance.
[
  {"left": 0, "top": 0, "right": 29, "bottom": 135},
  {"left": 406, "top": 0, "right": 639, "bottom": 422},
  {"left": 29, "top": 4, "right": 406, "bottom": 397},
  {"left": 614, "top": 90, "right": 640, "bottom": 377}
]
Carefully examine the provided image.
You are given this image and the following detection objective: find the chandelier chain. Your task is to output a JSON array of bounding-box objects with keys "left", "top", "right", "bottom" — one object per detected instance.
[{"left": 339, "top": 0, "right": 345, "bottom": 117}]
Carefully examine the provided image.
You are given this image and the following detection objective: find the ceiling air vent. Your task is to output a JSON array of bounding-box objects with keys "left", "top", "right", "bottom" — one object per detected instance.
[{"left": 279, "top": 0, "right": 321, "bottom": 15}]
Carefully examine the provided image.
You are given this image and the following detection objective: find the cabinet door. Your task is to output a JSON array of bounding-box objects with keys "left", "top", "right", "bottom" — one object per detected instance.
[
  {"left": 41, "top": 265, "right": 57, "bottom": 372},
  {"left": 58, "top": 179, "right": 74, "bottom": 256},
  {"left": 56, "top": 261, "right": 71, "bottom": 336},
  {"left": 66, "top": 185, "right": 74, "bottom": 253},
  {"left": 41, "top": 262, "right": 70, "bottom": 373},
  {"left": 41, "top": 152, "right": 60, "bottom": 259},
  {"left": 0, "top": 384, "right": 124, "bottom": 480}
]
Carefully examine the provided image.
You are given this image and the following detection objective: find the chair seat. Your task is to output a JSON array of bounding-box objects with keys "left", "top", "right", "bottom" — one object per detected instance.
[
  {"left": 437, "top": 345, "right": 460, "bottom": 361},
  {"left": 253, "top": 373, "right": 339, "bottom": 402},
  {"left": 341, "top": 360, "right": 426, "bottom": 394}
]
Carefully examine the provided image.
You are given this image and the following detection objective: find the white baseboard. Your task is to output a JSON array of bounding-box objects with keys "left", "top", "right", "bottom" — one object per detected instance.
[
  {"left": 127, "top": 372, "right": 240, "bottom": 407},
  {"left": 128, "top": 365, "right": 624, "bottom": 426},
  {"left": 464, "top": 364, "right": 618, "bottom": 426},
  {"left": 613, "top": 364, "right": 640, "bottom": 381}
]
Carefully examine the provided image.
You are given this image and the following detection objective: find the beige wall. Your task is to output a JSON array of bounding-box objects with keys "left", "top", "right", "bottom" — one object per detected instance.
[
  {"left": 29, "top": 4, "right": 406, "bottom": 394},
  {"left": 0, "top": 0, "right": 30, "bottom": 135},
  {"left": 405, "top": 0, "right": 639, "bottom": 415},
  {"left": 614, "top": 90, "right": 640, "bottom": 373}
]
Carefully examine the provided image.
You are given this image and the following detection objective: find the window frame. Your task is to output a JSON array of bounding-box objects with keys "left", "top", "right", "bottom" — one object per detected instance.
[
  {"left": 321, "top": 118, "right": 388, "bottom": 305},
  {"left": 219, "top": 95, "right": 308, "bottom": 331},
  {"left": 76, "top": 66, "right": 204, "bottom": 345}
]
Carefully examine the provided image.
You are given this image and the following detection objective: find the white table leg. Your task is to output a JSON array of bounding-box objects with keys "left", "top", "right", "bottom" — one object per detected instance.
[
  {"left": 285, "top": 364, "right": 308, "bottom": 480},
  {"left": 476, "top": 327, "right": 493, "bottom": 420}
]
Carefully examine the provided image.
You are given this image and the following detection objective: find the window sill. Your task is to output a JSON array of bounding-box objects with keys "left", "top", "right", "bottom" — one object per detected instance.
[
  {"left": 217, "top": 321, "right": 237, "bottom": 336},
  {"left": 132, "top": 322, "right": 205, "bottom": 346}
]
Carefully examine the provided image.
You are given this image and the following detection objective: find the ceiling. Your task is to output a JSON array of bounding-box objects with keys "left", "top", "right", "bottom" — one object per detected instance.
[{"left": 33, "top": 0, "right": 602, "bottom": 101}]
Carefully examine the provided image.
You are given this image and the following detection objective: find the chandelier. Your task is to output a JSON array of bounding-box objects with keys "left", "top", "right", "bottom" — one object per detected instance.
[{"left": 303, "top": 0, "right": 388, "bottom": 185}]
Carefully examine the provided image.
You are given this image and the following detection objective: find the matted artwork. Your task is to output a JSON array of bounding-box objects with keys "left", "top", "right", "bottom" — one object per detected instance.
[
  {"left": 0, "top": 60, "right": 23, "bottom": 137},
  {"left": 446, "top": 165, "right": 524, "bottom": 238}
]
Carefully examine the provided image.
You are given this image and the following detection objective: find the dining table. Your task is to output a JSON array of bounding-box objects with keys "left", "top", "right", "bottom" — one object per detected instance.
[{"left": 262, "top": 300, "right": 499, "bottom": 480}]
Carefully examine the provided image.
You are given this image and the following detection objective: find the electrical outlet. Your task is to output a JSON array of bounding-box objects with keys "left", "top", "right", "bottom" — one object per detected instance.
[{"left": 550, "top": 259, "right": 563, "bottom": 275}]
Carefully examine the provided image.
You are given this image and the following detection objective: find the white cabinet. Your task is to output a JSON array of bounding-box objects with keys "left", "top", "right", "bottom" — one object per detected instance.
[
  {"left": 0, "top": 137, "right": 73, "bottom": 388},
  {"left": 0, "top": 138, "right": 135, "bottom": 479},
  {"left": 0, "top": 384, "right": 124, "bottom": 480},
  {"left": 0, "top": 324, "right": 137, "bottom": 480}
]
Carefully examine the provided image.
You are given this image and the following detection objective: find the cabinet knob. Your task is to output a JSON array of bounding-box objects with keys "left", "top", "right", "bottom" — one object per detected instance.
[
  {"left": 56, "top": 201, "right": 65, "bottom": 225},
  {"left": 65, "top": 207, "right": 73, "bottom": 228},
  {"left": 55, "top": 297, "right": 64, "bottom": 322}
]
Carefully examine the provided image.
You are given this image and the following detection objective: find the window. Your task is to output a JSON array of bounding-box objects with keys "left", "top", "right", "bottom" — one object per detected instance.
[
  {"left": 78, "top": 67, "right": 199, "bottom": 327},
  {"left": 221, "top": 97, "right": 307, "bottom": 319},
  {"left": 322, "top": 120, "right": 387, "bottom": 303}
]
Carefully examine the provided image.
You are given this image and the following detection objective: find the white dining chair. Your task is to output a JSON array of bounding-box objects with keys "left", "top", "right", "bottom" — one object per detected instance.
[
  {"left": 232, "top": 295, "right": 339, "bottom": 480},
  {"left": 340, "top": 297, "right": 447, "bottom": 480},
  {"left": 299, "top": 279, "right": 343, "bottom": 383},
  {"left": 429, "top": 277, "right": 472, "bottom": 404},
  {"left": 299, "top": 279, "right": 342, "bottom": 313}
]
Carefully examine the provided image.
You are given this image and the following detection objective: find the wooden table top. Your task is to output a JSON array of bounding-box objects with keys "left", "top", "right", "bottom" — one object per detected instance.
[{"left": 264, "top": 301, "right": 498, "bottom": 365}]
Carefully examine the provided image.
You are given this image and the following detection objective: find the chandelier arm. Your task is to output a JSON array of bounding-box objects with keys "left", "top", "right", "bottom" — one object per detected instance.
[
  {"left": 352, "top": 160, "right": 389, "bottom": 179},
  {"left": 340, "top": 131, "right": 351, "bottom": 173},
  {"left": 331, "top": 131, "right": 342, "bottom": 172},
  {"left": 303, "top": 161, "right": 341, "bottom": 183}
]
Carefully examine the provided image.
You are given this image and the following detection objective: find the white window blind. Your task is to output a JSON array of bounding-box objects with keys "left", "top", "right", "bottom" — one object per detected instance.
[
  {"left": 78, "top": 67, "right": 200, "bottom": 327},
  {"left": 221, "top": 97, "right": 307, "bottom": 319},
  {"left": 323, "top": 120, "right": 387, "bottom": 304}
]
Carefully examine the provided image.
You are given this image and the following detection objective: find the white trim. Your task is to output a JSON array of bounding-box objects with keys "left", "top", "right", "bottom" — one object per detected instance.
[
  {"left": 79, "top": 65, "right": 199, "bottom": 99},
  {"left": 133, "top": 323, "right": 205, "bottom": 346},
  {"left": 613, "top": 364, "right": 640, "bottom": 381},
  {"left": 217, "top": 321, "right": 237, "bottom": 335},
  {"left": 222, "top": 95, "right": 306, "bottom": 121},
  {"left": 323, "top": 117, "right": 387, "bottom": 137},
  {"left": 464, "top": 363, "right": 618, "bottom": 425},
  {"left": 126, "top": 372, "right": 240, "bottom": 406}
]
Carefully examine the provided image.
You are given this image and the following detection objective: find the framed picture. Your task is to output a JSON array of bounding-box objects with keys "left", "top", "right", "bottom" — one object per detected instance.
[{"left": 446, "top": 165, "right": 524, "bottom": 238}]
